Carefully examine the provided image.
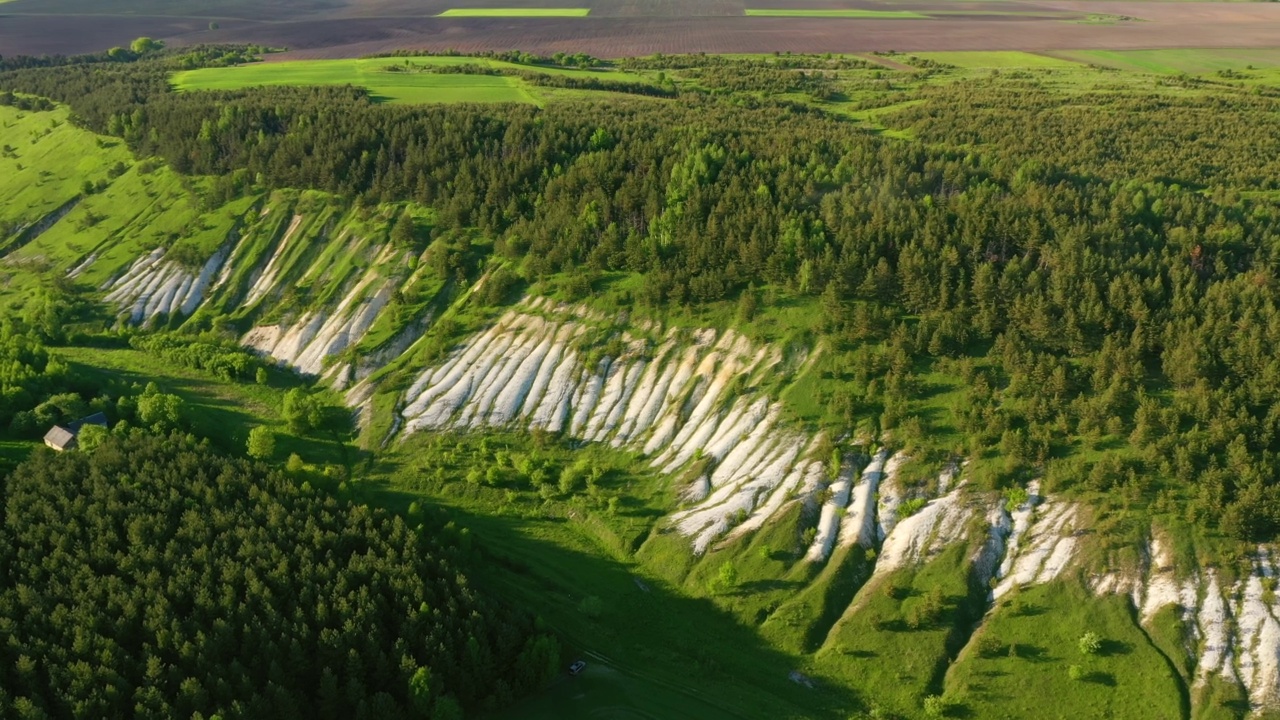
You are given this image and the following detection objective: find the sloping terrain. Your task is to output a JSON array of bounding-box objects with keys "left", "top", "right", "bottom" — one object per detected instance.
[{"left": 7, "top": 57, "right": 1280, "bottom": 717}]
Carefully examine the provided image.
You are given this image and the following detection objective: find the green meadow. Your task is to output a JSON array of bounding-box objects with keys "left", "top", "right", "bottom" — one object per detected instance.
[
  {"left": 745, "top": 8, "right": 927, "bottom": 18},
  {"left": 173, "top": 59, "right": 535, "bottom": 104},
  {"left": 173, "top": 56, "right": 653, "bottom": 104},
  {"left": 1053, "top": 47, "right": 1280, "bottom": 75},
  {"left": 437, "top": 7, "right": 590, "bottom": 16},
  {"left": 909, "top": 50, "right": 1084, "bottom": 69}
]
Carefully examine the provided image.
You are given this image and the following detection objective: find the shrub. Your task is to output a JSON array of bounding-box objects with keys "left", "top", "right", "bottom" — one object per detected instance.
[
  {"left": 246, "top": 426, "right": 275, "bottom": 460},
  {"left": 975, "top": 634, "right": 1002, "bottom": 658},
  {"left": 1078, "top": 631, "right": 1102, "bottom": 655},
  {"left": 1068, "top": 664, "right": 1084, "bottom": 681},
  {"left": 578, "top": 595, "right": 603, "bottom": 618}
]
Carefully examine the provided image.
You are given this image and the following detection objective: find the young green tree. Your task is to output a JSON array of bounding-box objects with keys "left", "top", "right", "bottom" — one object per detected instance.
[
  {"left": 75, "top": 424, "right": 109, "bottom": 453},
  {"left": 246, "top": 426, "right": 276, "bottom": 460}
]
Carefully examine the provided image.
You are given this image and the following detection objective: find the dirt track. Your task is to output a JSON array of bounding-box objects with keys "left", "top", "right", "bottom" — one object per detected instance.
[{"left": 1, "top": 0, "right": 1279, "bottom": 58}]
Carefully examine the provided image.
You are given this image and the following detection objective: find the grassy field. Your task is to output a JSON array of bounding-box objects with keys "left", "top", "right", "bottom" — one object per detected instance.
[
  {"left": 0, "top": 104, "right": 130, "bottom": 247},
  {"left": 174, "top": 56, "right": 654, "bottom": 104},
  {"left": 746, "top": 8, "right": 927, "bottom": 18},
  {"left": 361, "top": 432, "right": 861, "bottom": 720},
  {"left": 437, "top": 7, "right": 590, "bottom": 16},
  {"left": 909, "top": 50, "right": 1084, "bottom": 68},
  {"left": 943, "top": 580, "right": 1187, "bottom": 719},
  {"left": 1052, "top": 47, "right": 1280, "bottom": 75},
  {"left": 55, "top": 345, "right": 356, "bottom": 468},
  {"left": 174, "top": 60, "right": 535, "bottom": 104}
]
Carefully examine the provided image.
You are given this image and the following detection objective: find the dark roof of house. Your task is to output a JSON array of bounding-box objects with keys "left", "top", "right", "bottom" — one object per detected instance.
[
  {"left": 43, "top": 425, "right": 76, "bottom": 449},
  {"left": 68, "top": 412, "right": 108, "bottom": 434}
]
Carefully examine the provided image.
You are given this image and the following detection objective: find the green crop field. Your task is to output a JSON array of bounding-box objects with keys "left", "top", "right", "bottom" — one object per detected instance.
[
  {"left": 909, "top": 51, "right": 1085, "bottom": 68},
  {"left": 437, "top": 7, "right": 590, "bottom": 16},
  {"left": 1052, "top": 47, "right": 1280, "bottom": 75},
  {"left": 745, "top": 8, "right": 927, "bottom": 18}
]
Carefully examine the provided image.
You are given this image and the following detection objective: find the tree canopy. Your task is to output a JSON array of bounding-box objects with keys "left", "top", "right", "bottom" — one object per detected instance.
[{"left": 0, "top": 432, "right": 558, "bottom": 719}]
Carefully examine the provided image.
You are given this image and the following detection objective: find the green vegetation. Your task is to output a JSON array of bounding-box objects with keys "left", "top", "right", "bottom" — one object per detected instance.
[
  {"left": 745, "top": 8, "right": 928, "bottom": 18},
  {"left": 437, "top": 7, "right": 591, "bottom": 16},
  {"left": 6, "top": 43, "right": 1280, "bottom": 720},
  {"left": 908, "top": 50, "right": 1083, "bottom": 68},
  {"left": 174, "top": 58, "right": 537, "bottom": 104},
  {"left": 173, "top": 55, "right": 658, "bottom": 105},
  {"left": 944, "top": 582, "right": 1186, "bottom": 719},
  {"left": 1053, "top": 47, "right": 1280, "bottom": 75},
  {"left": 0, "top": 432, "right": 557, "bottom": 718}
]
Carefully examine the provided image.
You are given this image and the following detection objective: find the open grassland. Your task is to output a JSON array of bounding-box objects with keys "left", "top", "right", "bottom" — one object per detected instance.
[
  {"left": 438, "top": 7, "right": 590, "bottom": 16},
  {"left": 910, "top": 50, "right": 1085, "bottom": 68},
  {"left": 174, "top": 56, "right": 652, "bottom": 104},
  {"left": 0, "top": 104, "right": 131, "bottom": 245},
  {"left": 746, "top": 8, "right": 927, "bottom": 18},
  {"left": 174, "top": 59, "right": 534, "bottom": 104},
  {"left": 1053, "top": 47, "right": 1280, "bottom": 75},
  {"left": 944, "top": 581, "right": 1187, "bottom": 719},
  {"left": 55, "top": 345, "right": 355, "bottom": 467}
]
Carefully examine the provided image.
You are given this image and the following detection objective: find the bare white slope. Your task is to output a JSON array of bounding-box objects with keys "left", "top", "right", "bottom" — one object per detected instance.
[
  {"left": 992, "top": 500, "right": 1078, "bottom": 600},
  {"left": 874, "top": 465, "right": 970, "bottom": 576},
  {"left": 1237, "top": 551, "right": 1280, "bottom": 707},
  {"left": 243, "top": 214, "right": 303, "bottom": 308},
  {"left": 103, "top": 246, "right": 230, "bottom": 325},
  {"left": 876, "top": 452, "right": 910, "bottom": 542},
  {"left": 400, "top": 299, "right": 825, "bottom": 553}
]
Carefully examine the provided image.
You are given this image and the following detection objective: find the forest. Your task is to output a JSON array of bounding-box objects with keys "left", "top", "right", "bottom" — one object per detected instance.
[{"left": 0, "top": 432, "right": 558, "bottom": 719}]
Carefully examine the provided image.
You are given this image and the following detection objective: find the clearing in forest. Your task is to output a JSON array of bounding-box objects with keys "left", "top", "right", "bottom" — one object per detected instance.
[
  {"left": 173, "top": 58, "right": 537, "bottom": 104},
  {"left": 437, "top": 7, "right": 591, "bottom": 16},
  {"left": 172, "top": 56, "right": 654, "bottom": 105}
]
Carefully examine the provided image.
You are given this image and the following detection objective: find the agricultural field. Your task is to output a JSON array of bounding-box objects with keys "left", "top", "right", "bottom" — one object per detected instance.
[
  {"left": 438, "top": 7, "right": 591, "bottom": 15},
  {"left": 745, "top": 8, "right": 928, "bottom": 18},
  {"left": 2, "top": 0, "right": 1280, "bottom": 57},
  {"left": 1052, "top": 47, "right": 1280, "bottom": 75}
]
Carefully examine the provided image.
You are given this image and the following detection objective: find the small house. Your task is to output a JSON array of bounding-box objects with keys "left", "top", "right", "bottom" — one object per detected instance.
[{"left": 42, "top": 412, "right": 109, "bottom": 452}]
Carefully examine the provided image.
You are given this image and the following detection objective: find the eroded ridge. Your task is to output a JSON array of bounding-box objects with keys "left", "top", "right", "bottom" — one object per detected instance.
[
  {"left": 399, "top": 297, "right": 832, "bottom": 553},
  {"left": 242, "top": 246, "right": 401, "bottom": 377},
  {"left": 103, "top": 246, "right": 228, "bottom": 325}
]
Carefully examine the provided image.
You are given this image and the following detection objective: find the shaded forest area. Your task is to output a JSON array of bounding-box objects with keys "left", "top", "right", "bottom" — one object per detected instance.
[{"left": 0, "top": 433, "right": 559, "bottom": 719}]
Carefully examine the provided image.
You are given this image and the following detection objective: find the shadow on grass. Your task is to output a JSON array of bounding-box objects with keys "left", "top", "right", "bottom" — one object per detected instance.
[
  {"left": 360, "top": 471, "right": 865, "bottom": 720},
  {"left": 1083, "top": 671, "right": 1116, "bottom": 686}
]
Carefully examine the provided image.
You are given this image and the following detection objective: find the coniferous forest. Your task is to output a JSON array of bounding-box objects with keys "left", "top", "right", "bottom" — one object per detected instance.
[{"left": 0, "top": 432, "right": 558, "bottom": 720}]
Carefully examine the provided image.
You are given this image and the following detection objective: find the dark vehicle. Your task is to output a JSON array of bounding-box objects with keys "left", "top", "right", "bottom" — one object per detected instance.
[{"left": 568, "top": 660, "right": 587, "bottom": 675}]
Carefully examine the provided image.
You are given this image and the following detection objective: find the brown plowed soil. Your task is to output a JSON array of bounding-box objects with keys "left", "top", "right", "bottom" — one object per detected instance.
[{"left": 1, "top": 0, "right": 1278, "bottom": 58}]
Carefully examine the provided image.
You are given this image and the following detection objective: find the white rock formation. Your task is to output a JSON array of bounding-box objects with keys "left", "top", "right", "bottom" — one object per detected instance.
[
  {"left": 992, "top": 499, "right": 1078, "bottom": 600},
  {"left": 399, "top": 299, "right": 821, "bottom": 553},
  {"left": 873, "top": 465, "right": 970, "bottom": 576},
  {"left": 103, "top": 246, "right": 229, "bottom": 324}
]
